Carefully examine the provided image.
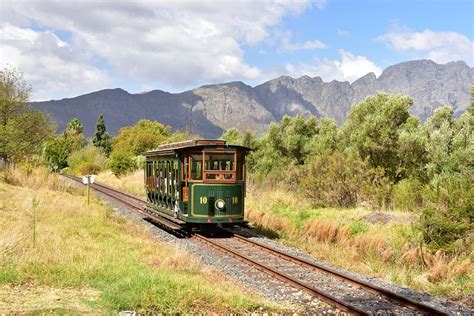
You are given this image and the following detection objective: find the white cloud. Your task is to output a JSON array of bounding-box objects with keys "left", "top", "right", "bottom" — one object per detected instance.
[
  {"left": 284, "top": 49, "right": 382, "bottom": 82},
  {"left": 337, "top": 28, "right": 351, "bottom": 38},
  {"left": 0, "top": 23, "right": 111, "bottom": 100},
  {"left": 378, "top": 29, "right": 474, "bottom": 65},
  {"left": 1, "top": 0, "right": 324, "bottom": 99},
  {"left": 279, "top": 31, "right": 326, "bottom": 52}
]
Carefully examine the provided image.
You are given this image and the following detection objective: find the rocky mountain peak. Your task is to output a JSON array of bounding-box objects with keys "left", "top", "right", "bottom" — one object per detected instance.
[{"left": 31, "top": 59, "right": 473, "bottom": 138}]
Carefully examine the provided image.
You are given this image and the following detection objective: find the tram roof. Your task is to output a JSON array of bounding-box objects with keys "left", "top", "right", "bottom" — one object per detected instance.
[{"left": 143, "top": 139, "right": 250, "bottom": 156}]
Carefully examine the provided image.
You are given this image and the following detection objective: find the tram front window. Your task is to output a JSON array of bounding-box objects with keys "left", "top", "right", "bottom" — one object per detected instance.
[{"left": 205, "top": 153, "right": 234, "bottom": 180}]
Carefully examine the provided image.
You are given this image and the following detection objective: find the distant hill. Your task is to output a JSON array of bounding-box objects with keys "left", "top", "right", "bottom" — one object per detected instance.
[{"left": 31, "top": 59, "right": 474, "bottom": 138}]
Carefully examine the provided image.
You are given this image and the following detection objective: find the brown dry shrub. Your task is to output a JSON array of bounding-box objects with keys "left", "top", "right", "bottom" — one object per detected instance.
[
  {"left": 448, "top": 258, "right": 471, "bottom": 279},
  {"left": 302, "top": 220, "right": 340, "bottom": 243},
  {"left": 352, "top": 233, "right": 388, "bottom": 256},
  {"left": 428, "top": 251, "right": 448, "bottom": 282},
  {"left": 400, "top": 244, "right": 421, "bottom": 266}
]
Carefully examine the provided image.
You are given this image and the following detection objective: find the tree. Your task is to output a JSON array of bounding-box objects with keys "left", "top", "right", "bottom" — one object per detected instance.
[
  {"left": 220, "top": 128, "right": 242, "bottom": 145},
  {"left": 307, "top": 117, "right": 338, "bottom": 156},
  {"left": 43, "top": 134, "right": 77, "bottom": 170},
  {"left": 0, "top": 66, "right": 53, "bottom": 163},
  {"left": 108, "top": 119, "right": 173, "bottom": 175},
  {"left": 93, "top": 115, "right": 112, "bottom": 156},
  {"left": 66, "top": 117, "right": 83, "bottom": 135},
  {"left": 43, "top": 117, "right": 85, "bottom": 170},
  {"left": 341, "top": 93, "right": 413, "bottom": 181},
  {"left": 112, "top": 119, "right": 171, "bottom": 157}
]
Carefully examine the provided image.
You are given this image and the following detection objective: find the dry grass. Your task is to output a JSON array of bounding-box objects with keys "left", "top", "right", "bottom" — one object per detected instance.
[
  {"left": 96, "top": 170, "right": 145, "bottom": 197},
  {"left": 245, "top": 184, "right": 474, "bottom": 306},
  {"left": 0, "top": 167, "right": 278, "bottom": 313},
  {"left": 0, "top": 284, "right": 100, "bottom": 314}
]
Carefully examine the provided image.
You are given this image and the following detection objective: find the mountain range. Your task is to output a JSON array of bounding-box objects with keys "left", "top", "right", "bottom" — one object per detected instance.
[{"left": 31, "top": 59, "right": 474, "bottom": 138}]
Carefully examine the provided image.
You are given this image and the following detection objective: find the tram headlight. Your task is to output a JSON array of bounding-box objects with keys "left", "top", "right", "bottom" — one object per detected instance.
[{"left": 215, "top": 199, "right": 225, "bottom": 210}]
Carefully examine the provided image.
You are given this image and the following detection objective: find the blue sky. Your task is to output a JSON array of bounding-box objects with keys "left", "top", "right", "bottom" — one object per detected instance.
[
  {"left": 1, "top": 0, "right": 472, "bottom": 100},
  {"left": 251, "top": 0, "right": 473, "bottom": 68}
]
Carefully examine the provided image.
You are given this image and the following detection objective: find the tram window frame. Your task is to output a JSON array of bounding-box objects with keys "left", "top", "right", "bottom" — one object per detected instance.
[
  {"left": 203, "top": 151, "right": 237, "bottom": 182},
  {"left": 190, "top": 154, "right": 203, "bottom": 180}
]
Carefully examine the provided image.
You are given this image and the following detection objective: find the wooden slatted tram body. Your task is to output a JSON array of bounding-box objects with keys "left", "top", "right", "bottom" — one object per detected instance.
[{"left": 143, "top": 139, "right": 250, "bottom": 228}]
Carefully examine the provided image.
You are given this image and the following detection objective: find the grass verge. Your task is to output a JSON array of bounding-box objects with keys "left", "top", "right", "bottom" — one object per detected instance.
[
  {"left": 96, "top": 170, "right": 145, "bottom": 198},
  {"left": 0, "top": 167, "right": 276, "bottom": 313}
]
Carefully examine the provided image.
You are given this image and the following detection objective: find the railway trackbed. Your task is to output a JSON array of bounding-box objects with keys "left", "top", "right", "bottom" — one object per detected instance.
[{"left": 62, "top": 174, "right": 454, "bottom": 315}]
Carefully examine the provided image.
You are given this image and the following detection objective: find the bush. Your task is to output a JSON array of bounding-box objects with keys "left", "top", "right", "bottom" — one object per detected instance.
[
  {"left": 392, "top": 178, "right": 424, "bottom": 211},
  {"left": 67, "top": 145, "right": 107, "bottom": 175},
  {"left": 302, "top": 152, "right": 368, "bottom": 207},
  {"left": 420, "top": 174, "right": 473, "bottom": 253},
  {"left": 109, "top": 152, "right": 136, "bottom": 176}
]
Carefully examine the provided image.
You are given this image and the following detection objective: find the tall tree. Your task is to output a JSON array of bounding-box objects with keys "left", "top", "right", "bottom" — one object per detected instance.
[
  {"left": 341, "top": 92, "right": 413, "bottom": 181},
  {"left": 93, "top": 115, "right": 112, "bottom": 156},
  {"left": 0, "top": 66, "right": 53, "bottom": 163},
  {"left": 66, "top": 117, "right": 83, "bottom": 135},
  {"left": 43, "top": 117, "right": 84, "bottom": 170}
]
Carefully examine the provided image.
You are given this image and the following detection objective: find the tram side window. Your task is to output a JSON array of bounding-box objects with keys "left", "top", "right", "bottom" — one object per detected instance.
[
  {"left": 237, "top": 152, "right": 245, "bottom": 181},
  {"left": 146, "top": 162, "right": 151, "bottom": 189},
  {"left": 183, "top": 156, "right": 188, "bottom": 180},
  {"left": 191, "top": 154, "right": 202, "bottom": 180}
]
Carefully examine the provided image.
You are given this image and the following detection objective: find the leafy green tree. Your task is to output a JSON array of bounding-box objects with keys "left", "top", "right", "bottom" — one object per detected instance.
[
  {"left": 43, "top": 134, "right": 77, "bottom": 170},
  {"left": 418, "top": 105, "right": 473, "bottom": 253},
  {"left": 109, "top": 151, "right": 136, "bottom": 176},
  {"left": 66, "top": 117, "right": 83, "bottom": 135},
  {"left": 341, "top": 92, "right": 413, "bottom": 181},
  {"left": 108, "top": 119, "right": 174, "bottom": 175},
  {"left": 67, "top": 145, "right": 107, "bottom": 175},
  {"left": 424, "top": 107, "right": 456, "bottom": 180},
  {"left": 112, "top": 119, "right": 170, "bottom": 156},
  {"left": 220, "top": 128, "right": 242, "bottom": 145},
  {"left": 0, "top": 66, "right": 54, "bottom": 163},
  {"left": 251, "top": 115, "right": 318, "bottom": 177},
  {"left": 396, "top": 116, "right": 428, "bottom": 180},
  {"left": 43, "top": 117, "right": 85, "bottom": 170},
  {"left": 93, "top": 115, "right": 112, "bottom": 156},
  {"left": 241, "top": 130, "right": 258, "bottom": 149},
  {"left": 65, "top": 117, "right": 84, "bottom": 150},
  {"left": 307, "top": 117, "right": 338, "bottom": 156}
]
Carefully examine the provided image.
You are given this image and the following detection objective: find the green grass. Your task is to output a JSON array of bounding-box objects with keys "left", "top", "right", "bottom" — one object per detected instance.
[{"left": 0, "top": 168, "right": 278, "bottom": 313}]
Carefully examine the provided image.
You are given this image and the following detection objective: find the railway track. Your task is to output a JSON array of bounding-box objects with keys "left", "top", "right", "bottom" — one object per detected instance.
[{"left": 62, "top": 173, "right": 450, "bottom": 315}]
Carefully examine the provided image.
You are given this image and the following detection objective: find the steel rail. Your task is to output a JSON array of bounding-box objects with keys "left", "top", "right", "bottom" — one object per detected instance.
[
  {"left": 194, "top": 233, "right": 368, "bottom": 315},
  {"left": 62, "top": 174, "right": 146, "bottom": 203},
  {"left": 231, "top": 235, "right": 448, "bottom": 316},
  {"left": 61, "top": 174, "right": 181, "bottom": 230}
]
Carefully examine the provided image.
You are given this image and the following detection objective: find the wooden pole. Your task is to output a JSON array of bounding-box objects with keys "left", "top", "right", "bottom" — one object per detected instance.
[{"left": 87, "top": 177, "right": 90, "bottom": 205}]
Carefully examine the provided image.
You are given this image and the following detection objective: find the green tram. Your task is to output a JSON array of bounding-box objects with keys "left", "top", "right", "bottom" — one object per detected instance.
[{"left": 143, "top": 139, "right": 250, "bottom": 228}]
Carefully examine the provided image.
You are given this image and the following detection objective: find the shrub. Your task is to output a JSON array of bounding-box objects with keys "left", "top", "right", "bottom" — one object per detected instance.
[
  {"left": 67, "top": 145, "right": 107, "bottom": 175},
  {"left": 420, "top": 174, "right": 473, "bottom": 254},
  {"left": 109, "top": 152, "right": 136, "bottom": 176},
  {"left": 77, "top": 162, "right": 102, "bottom": 175},
  {"left": 392, "top": 178, "right": 425, "bottom": 211},
  {"left": 302, "top": 152, "right": 368, "bottom": 207}
]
